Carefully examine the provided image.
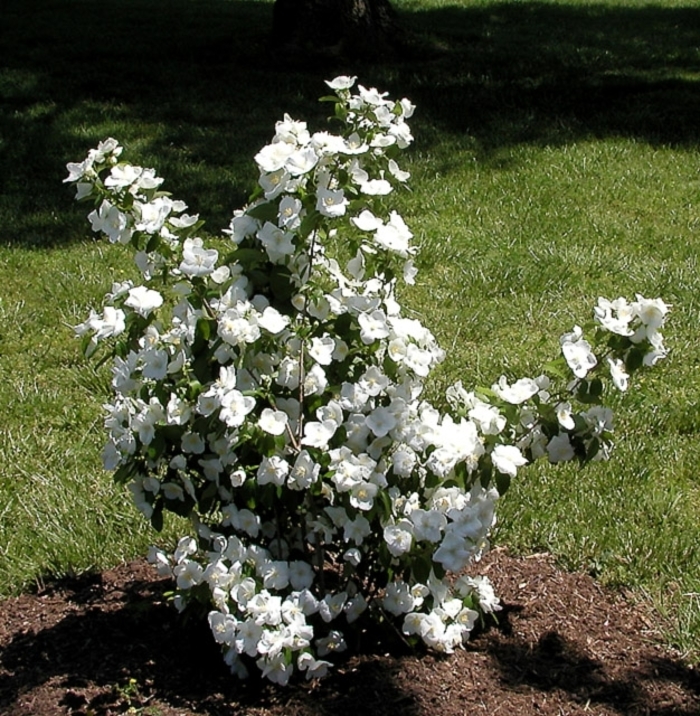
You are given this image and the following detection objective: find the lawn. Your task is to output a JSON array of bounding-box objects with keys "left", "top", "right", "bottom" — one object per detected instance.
[{"left": 1, "top": 0, "right": 700, "bottom": 661}]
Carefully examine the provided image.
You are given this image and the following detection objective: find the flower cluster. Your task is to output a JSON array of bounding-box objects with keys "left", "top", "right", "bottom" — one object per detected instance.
[{"left": 67, "top": 77, "right": 669, "bottom": 684}]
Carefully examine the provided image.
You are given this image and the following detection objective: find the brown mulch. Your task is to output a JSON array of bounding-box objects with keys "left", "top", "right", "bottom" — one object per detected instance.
[{"left": 1, "top": 549, "right": 698, "bottom": 716}]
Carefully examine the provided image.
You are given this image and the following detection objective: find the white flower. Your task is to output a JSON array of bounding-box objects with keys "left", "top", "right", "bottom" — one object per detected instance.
[
  {"left": 457, "top": 575, "right": 502, "bottom": 614},
  {"left": 135, "top": 196, "right": 173, "bottom": 233},
  {"left": 260, "top": 168, "right": 290, "bottom": 200},
  {"left": 547, "top": 433, "right": 576, "bottom": 463},
  {"left": 257, "top": 653, "right": 292, "bottom": 686},
  {"left": 254, "top": 141, "right": 296, "bottom": 173},
  {"left": 289, "top": 451, "right": 320, "bottom": 490},
  {"left": 358, "top": 84, "right": 389, "bottom": 106},
  {"left": 343, "top": 547, "right": 362, "bottom": 566},
  {"left": 349, "top": 481, "right": 378, "bottom": 511},
  {"left": 373, "top": 211, "right": 413, "bottom": 257},
  {"left": 179, "top": 237, "right": 218, "bottom": 277},
  {"left": 343, "top": 515, "right": 371, "bottom": 545},
  {"left": 315, "top": 630, "right": 347, "bottom": 656},
  {"left": 607, "top": 357, "right": 629, "bottom": 392},
  {"left": 140, "top": 348, "right": 168, "bottom": 381},
  {"left": 433, "top": 531, "right": 473, "bottom": 572},
  {"left": 632, "top": 294, "right": 670, "bottom": 331},
  {"left": 258, "top": 408, "right": 288, "bottom": 436},
  {"left": 181, "top": 432, "right": 205, "bottom": 454},
  {"left": 308, "top": 335, "right": 336, "bottom": 365},
  {"left": 75, "top": 306, "right": 126, "bottom": 342},
  {"left": 469, "top": 401, "right": 506, "bottom": 435},
  {"left": 643, "top": 338, "right": 668, "bottom": 366},
  {"left": 285, "top": 146, "right": 319, "bottom": 176},
  {"left": 258, "top": 306, "right": 289, "bottom": 334},
  {"left": 298, "top": 653, "right": 332, "bottom": 680},
  {"left": 274, "top": 113, "right": 311, "bottom": 145},
  {"left": 88, "top": 200, "right": 132, "bottom": 244},
  {"left": 556, "top": 402, "right": 575, "bottom": 430},
  {"left": 257, "top": 455, "right": 290, "bottom": 486},
  {"left": 358, "top": 309, "right": 390, "bottom": 344},
  {"left": 397, "top": 261, "right": 416, "bottom": 288},
  {"left": 388, "top": 158, "right": 410, "bottom": 182},
  {"left": 359, "top": 177, "right": 393, "bottom": 196},
  {"left": 257, "top": 221, "right": 295, "bottom": 262},
  {"left": 226, "top": 210, "right": 259, "bottom": 243},
  {"left": 288, "top": 560, "right": 315, "bottom": 590},
  {"left": 491, "top": 444, "right": 527, "bottom": 478},
  {"left": 105, "top": 164, "right": 162, "bottom": 191},
  {"left": 174, "top": 560, "right": 204, "bottom": 589},
  {"left": 492, "top": 376, "right": 539, "bottom": 404},
  {"left": 352, "top": 209, "right": 383, "bottom": 232},
  {"left": 311, "top": 131, "right": 347, "bottom": 155},
  {"left": 208, "top": 611, "right": 238, "bottom": 645},
  {"left": 319, "top": 594, "right": 347, "bottom": 623},
  {"left": 166, "top": 394, "right": 191, "bottom": 425},
  {"left": 278, "top": 196, "right": 303, "bottom": 229},
  {"left": 219, "top": 390, "right": 256, "bottom": 428},
  {"left": 316, "top": 188, "right": 348, "bottom": 217},
  {"left": 409, "top": 509, "right": 446, "bottom": 543},
  {"left": 594, "top": 297, "right": 634, "bottom": 336},
  {"left": 392, "top": 447, "right": 417, "bottom": 478},
  {"left": 325, "top": 75, "right": 357, "bottom": 90},
  {"left": 303, "top": 363, "right": 328, "bottom": 396},
  {"left": 124, "top": 286, "right": 163, "bottom": 317},
  {"left": 301, "top": 420, "right": 337, "bottom": 449},
  {"left": 383, "top": 580, "right": 415, "bottom": 615},
  {"left": 236, "top": 618, "right": 263, "bottom": 656},
  {"left": 560, "top": 326, "right": 597, "bottom": 378},
  {"left": 384, "top": 521, "right": 413, "bottom": 556},
  {"left": 365, "top": 406, "right": 397, "bottom": 437},
  {"left": 260, "top": 560, "right": 290, "bottom": 590}
]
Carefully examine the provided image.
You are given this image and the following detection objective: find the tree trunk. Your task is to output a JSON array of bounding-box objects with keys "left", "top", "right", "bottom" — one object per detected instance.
[{"left": 272, "top": 0, "right": 402, "bottom": 61}]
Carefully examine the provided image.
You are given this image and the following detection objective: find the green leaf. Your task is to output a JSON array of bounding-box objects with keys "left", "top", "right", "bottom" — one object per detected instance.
[
  {"left": 192, "top": 352, "right": 212, "bottom": 384},
  {"left": 199, "top": 482, "right": 219, "bottom": 513},
  {"left": 586, "top": 438, "right": 600, "bottom": 462},
  {"left": 269, "top": 265, "right": 294, "bottom": 303},
  {"left": 607, "top": 333, "right": 631, "bottom": 352},
  {"left": 150, "top": 503, "right": 164, "bottom": 532},
  {"left": 145, "top": 232, "right": 161, "bottom": 254},
  {"left": 576, "top": 380, "right": 598, "bottom": 404},
  {"left": 249, "top": 268, "right": 270, "bottom": 291},
  {"left": 298, "top": 209, "right": 322, "bottom": 239},
  {"left": 495, "top": 470, "right": 511, "bottom": 495},
  {"left": 226, "top": 247, "right": 268, "bottom": 272},
  {"left": 453, "top": 461, "right": 468, "bottom": 490},
  {"left": 377, "top": 487, "right": 392, "bottom": 521},
  {"left": 543, "top": 357, "right": 569, "bottom": 380},
  {"left": 625, "top": 347, "right": 645, "bottom": 372},
  {"left": 246, "top": 202, "right": 278, "bottom": 223},
  {"left": 432, "top": 561, "right": 446, "bottom": 580},
  {"left": 113, "top": 462, "right": 136, "bottom": 485},
  {"left": 590, "top": 377, "right": 603, "bottom": 398},
  {"left": 412, "top": 553, "right": 432, "bottom": 584}
]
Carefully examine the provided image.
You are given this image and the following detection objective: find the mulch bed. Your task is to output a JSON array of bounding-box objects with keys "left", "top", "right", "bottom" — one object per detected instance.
[{"left": 1, "top": 548, "right": 698, "bottom": 716}]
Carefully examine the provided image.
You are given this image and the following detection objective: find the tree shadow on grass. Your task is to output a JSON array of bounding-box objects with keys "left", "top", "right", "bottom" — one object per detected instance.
[{"left": 2, "top": 0, "right": 700, "bottom": 245}]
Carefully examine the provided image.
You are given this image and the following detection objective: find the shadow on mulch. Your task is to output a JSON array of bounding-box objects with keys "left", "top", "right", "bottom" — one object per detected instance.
[
  {"left": 486, "top": 628, "right": 700, "bottom": 716},
  {"left": 0, "top": 553, "right": 698, "bottom": 716}
]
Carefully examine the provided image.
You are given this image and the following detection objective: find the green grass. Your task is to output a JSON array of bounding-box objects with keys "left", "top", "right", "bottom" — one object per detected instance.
[{"left": 2, "top": 0, "right": 700, "bottom": 661}]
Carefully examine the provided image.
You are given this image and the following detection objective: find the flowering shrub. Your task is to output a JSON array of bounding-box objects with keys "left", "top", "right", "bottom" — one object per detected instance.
[{"left": 66, "top": 77, "right": 670, "bottom": 685}]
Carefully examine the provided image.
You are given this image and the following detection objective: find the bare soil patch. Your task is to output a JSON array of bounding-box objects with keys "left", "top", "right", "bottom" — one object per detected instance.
[{"left": 1, "top": 549, "right": 698, "bottom": 716}]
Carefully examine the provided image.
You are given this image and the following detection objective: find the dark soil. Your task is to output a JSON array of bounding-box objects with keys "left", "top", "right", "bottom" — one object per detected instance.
[{"left": 1, "top": 548, "right": 698, "bottom": 716}]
